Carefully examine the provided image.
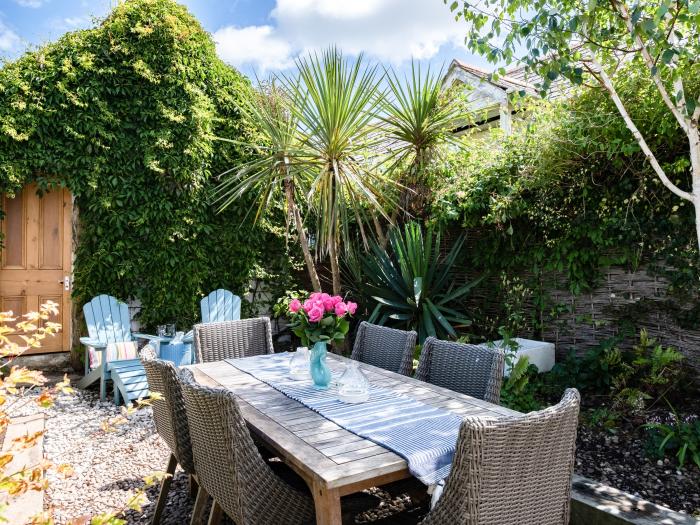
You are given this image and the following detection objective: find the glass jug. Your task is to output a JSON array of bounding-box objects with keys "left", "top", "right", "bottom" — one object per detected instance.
[
  {"left": 337, "top": 360, "right": 370, "bottom": 403},
  {"left": 289, "top": 347, "right": 310, "bottom": 381}
]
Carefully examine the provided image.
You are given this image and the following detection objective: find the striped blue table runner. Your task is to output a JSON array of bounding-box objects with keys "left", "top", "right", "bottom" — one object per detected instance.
[{"left": 226, "top": 352, "right": 464, "bottom": 485}]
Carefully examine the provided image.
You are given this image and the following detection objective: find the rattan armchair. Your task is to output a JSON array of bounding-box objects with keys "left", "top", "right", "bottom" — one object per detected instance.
[
  {"left": 140, "top": 346, "right": 207, "bottom": 525},
  {"left": 350, "top": 321, "right": 417, "bottom": 376},
  {"left": 415, "top": 337, "right": 505, "bottom": 404},
  {"left": 179, "top": 368, "right": 315, "bottom": 525},
  {"left": 192, "top": 317, "right": 274, "bottom": 363},
  {"left": 421, "top": 388, "right": 581, "bottom": 525}
]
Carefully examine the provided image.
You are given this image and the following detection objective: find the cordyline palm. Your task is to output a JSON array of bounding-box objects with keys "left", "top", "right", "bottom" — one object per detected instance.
[
  {"left": 214, "top": 84, "right": 322, "bottom": 291},
  {"left": 283, "top": 48, "right": 394, "bottom": 295},
  {"left": 380, "top": 61, "right": 464, "bottom": 220}
]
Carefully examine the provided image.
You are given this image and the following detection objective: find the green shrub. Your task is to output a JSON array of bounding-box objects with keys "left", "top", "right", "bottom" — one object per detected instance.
[
  {"left": 545, "top": 334, "right": 627, "bottom": 397},
  {"left": 545, "top": 330, "right": 685, "bottom": 417},
  {"left": 611, "top": 330, "right": 685, "bottom": 415},
  {"left": 500, "top": 356, "right": 543, "bottom": 412},
  {"left": 0, "top": 0, "right": 293, "bottom": 330},
  {"left": 345, "top": 222, "right": 481, "bottom": 343},
  {"left": 646, "top": 413, "right": 700, "bottom": 470},
  {"left": 429, "top": 62, "right": 700, "bottom": 334}
]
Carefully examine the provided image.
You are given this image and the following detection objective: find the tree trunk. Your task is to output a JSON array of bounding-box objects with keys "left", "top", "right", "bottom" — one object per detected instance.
[
  {"left": 586, "top": 60, "right": 700, "bottom": 251},
  {"left": 328, "top": 236, "right": 341, "bottom": 295},
  {"left": 284, "top": 178, "right": 321, "bottom": 292},
  {"left": 690, "top": 125, "right": 700, "bottom": 250}
]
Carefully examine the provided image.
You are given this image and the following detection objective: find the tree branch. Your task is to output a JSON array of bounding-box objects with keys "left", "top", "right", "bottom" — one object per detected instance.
[
  {"left": 584, "top": 59, "right": 694, "bottom": 202},
  {"left": 610, "top": 0, "right": 689, "bottom": 133}
]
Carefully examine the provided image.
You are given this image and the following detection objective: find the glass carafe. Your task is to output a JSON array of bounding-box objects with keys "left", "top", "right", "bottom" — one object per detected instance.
[
  {"left": 289, "top": 347, "right": 310, "bottom": 380},
  {"left": 337, "top": 360, "right": 370, "bottom": 403}
]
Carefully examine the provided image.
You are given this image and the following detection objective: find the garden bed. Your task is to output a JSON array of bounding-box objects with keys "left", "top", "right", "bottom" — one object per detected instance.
[{"left": 575, "top": 409, "right": 700, "bottom": 518}]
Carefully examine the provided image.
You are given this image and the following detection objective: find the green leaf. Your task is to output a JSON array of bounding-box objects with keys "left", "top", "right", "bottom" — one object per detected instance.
[{"left": 661, "top": 49, "right": 675, "bottom": 65}]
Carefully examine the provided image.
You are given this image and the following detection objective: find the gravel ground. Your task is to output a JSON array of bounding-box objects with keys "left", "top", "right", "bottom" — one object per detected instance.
[
  {"left": 12, "top": 381, "right": 428, "bottom": 524},
  {"left": 15, "top": 377, "right": 699, "bottom": 522},
  {"left": 575, "top": 413, "right": 700, "bottom": 518}
]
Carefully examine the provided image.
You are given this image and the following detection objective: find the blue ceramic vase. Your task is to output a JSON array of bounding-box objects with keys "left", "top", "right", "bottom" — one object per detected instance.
[{"left": 310, "top": 341, "right": 332, "bottom": 389}]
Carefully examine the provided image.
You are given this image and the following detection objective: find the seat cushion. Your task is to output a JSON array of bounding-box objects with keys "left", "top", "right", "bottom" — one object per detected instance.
[{"left": 89, "top": 341, "right": 139, "bottom": 368}]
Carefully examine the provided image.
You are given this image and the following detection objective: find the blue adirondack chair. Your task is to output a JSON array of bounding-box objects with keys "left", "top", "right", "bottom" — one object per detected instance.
[
  {"left": 200, "top": 289, "right": 241, "bottom": 323},
  {"left": 77, "top": 294, "right": 153, "bottom": 404}
]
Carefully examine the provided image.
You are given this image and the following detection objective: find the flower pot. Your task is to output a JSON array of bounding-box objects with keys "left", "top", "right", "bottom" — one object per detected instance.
[
  {"left": 493, "top": 337, "right": 556, "bottom": 376},
  {"left": 310, "top": 341, "right": 332, "bottom": 389}
]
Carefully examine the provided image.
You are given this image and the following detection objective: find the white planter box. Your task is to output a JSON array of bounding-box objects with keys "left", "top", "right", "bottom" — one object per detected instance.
[{"left": 492, "top": 338, "right": 556, "bottom": 376}]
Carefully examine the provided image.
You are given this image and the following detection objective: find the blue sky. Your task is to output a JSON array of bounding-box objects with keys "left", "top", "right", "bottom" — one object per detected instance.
[{"left": 0, "top": 0, "right": 493, "bottom": 79}]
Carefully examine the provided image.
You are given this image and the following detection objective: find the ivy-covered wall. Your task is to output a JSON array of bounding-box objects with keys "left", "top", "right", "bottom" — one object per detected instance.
[
  {"left": 430, "top": 63, "right": 700, "bottom": 375},
  {"left": 0, "top": 0, "right": 292, "bottom": 334}
]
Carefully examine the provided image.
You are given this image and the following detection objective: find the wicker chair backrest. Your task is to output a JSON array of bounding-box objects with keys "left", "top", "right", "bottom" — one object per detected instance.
[
  {"left": 422, "top": 388, "right": 581, "bottom": 525},
  {"left": 416, "top": 337, "right": 505, "bottom": 404},
  {"left": 193, "top": 317, "right": 274, "bottom": 363},
  {"left": 139, "top": 345, "right": 195, "bottom": 473},
  {"left": 350, "top": 322, "right": 417, "bottom": 376},
  {"left": 179, "top": 369, "right": 314, "bottom": 525}
]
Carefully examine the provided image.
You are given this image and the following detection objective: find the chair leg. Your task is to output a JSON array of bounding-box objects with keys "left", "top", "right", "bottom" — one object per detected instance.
[
  {"left": 100, "top": 377, "right": 107, "bottom": 401},
  {"left": 207, "top": 500, "right": 223, "bottom": 525},
  {"left": 114, "top": 383, "right": 121, "bottom": 406},
  {"left": 188, "top": 474, "right": 198, "bottom": 499},
  {"left": 190, "top": 486, "right": 208, "bottom": 525},
  {"left": 151, "top": 453, "right": 178, "bottom": 524}
]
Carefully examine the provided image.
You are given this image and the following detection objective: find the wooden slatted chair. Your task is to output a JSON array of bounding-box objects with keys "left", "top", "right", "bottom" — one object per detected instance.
[
  {"left": 77, "top": 294, "right": 156, "bottom": 404},
  {"left": 201, "top": 289, "right": 241, "bottom": 323}
]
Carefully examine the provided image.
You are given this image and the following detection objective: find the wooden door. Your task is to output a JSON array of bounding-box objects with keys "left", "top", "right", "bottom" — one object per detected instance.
[{"left": 1, "top": 184, "right": 72, "bottom": 354}]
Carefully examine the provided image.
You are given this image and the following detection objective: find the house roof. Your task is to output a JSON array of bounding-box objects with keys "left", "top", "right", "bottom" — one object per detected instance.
[{"left": 448, "top": 59, "right": 537, "bottom": 94}]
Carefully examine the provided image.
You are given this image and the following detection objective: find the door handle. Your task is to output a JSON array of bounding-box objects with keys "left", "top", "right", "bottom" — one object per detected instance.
[{"left": 60, "top": 276, "right": 71, "bottom": 291}]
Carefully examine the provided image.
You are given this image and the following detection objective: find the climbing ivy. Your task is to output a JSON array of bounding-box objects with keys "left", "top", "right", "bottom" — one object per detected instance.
[
  {"left": 0, "top": 0, "right": 293, "bottom": 332},
  {"left": 430, "top": 62, "right": 700, "bottom": 333}
]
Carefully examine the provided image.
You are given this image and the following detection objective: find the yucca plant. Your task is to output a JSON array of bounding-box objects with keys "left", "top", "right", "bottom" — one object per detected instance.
[
  {"left": 354, "top": 222, "right": 481, "bottom": 343},
  {"left": 281, "top": 47, "right": 395, "bottom": 294},
  {"left": 379, "top": 62, "right": 466, "bottom": 219},
  {"left": 215, "top": 83, "right": 321, "bottom": 291}
]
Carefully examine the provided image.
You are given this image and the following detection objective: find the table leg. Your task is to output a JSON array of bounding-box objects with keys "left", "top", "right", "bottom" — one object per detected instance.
[{"left": 312, "top": 481, "right": 342, "bottom": 525}]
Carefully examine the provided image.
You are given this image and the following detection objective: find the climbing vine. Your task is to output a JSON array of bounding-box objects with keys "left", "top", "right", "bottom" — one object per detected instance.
[
  {"left": 430, "top": 62, "right": 700, "bottom": 334},
  {"left": 0, "top": 0, "right": 293, "bottom": 333}
]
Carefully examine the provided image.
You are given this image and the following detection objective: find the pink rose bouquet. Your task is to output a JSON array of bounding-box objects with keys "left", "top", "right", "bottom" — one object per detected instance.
[{"left": 286, "top": 291, "right": 357, "bottom": 347}]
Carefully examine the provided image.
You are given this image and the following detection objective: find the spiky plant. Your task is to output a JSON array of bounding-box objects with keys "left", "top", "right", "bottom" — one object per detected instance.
[
  {"left": 215, "top": 83, "right": 321, "bottom": 291},
  {"left": 380, "top": 61, "right": 466, "bottom": 219},
  {"left": 282, "top": 47, "right": 395, "bottom": 294}
]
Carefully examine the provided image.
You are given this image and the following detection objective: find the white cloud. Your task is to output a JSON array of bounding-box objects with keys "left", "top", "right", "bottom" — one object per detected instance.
[
  {"left": 63, "top": 16, "right": 90, "bottom": 28},
  {"left": 214, "top": 25, "right": 295, "bottom": 72},
  {"left": 14, "top": 0, "right": 47, "bottom": 8},
  {"left": 0, "top": 21, "right": 20, "bottom": 52},
  {"left": 214, "top": 0, "right": 465, "bottom": 72}
]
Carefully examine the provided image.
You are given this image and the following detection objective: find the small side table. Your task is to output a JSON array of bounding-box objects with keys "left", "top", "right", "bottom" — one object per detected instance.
[
  {"left": 135, "top": 332, "right": 194, "bottom": 367},
  {"left": 160, "top": 342, "right": 193, "bottom": 367}
]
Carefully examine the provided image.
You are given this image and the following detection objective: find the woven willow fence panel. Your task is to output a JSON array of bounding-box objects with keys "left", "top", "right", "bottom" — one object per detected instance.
[
  {"left": 449, "top": 230, "right": 700, "bottom": 380},
  {"left": 542, "top": 269, "right": 700, "bottom": 377}
]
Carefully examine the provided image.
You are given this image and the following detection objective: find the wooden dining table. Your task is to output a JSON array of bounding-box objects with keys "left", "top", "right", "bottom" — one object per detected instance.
[{"left": 187, "top": 353, "right": 520, "bottom": 525}]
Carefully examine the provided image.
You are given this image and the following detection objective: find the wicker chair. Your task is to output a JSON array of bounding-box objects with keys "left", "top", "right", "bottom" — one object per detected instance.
[
  {"left": 139, "top": 346, "right": 207, "bottom": 525},
  {"left": 192, "top": 317, "right": 274, "bottom": 363},
  {"left": 350, "top": 321, "right": 417, "bottom": 376},
  {"left": 421, "top": 388, "right": 581, "bottom": 525},
  {"left": 415, "top": 337, "right": 505, "bottom": 404},
  {"left": 179, "top": 368, "right": 315, "bottom": 525}
]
